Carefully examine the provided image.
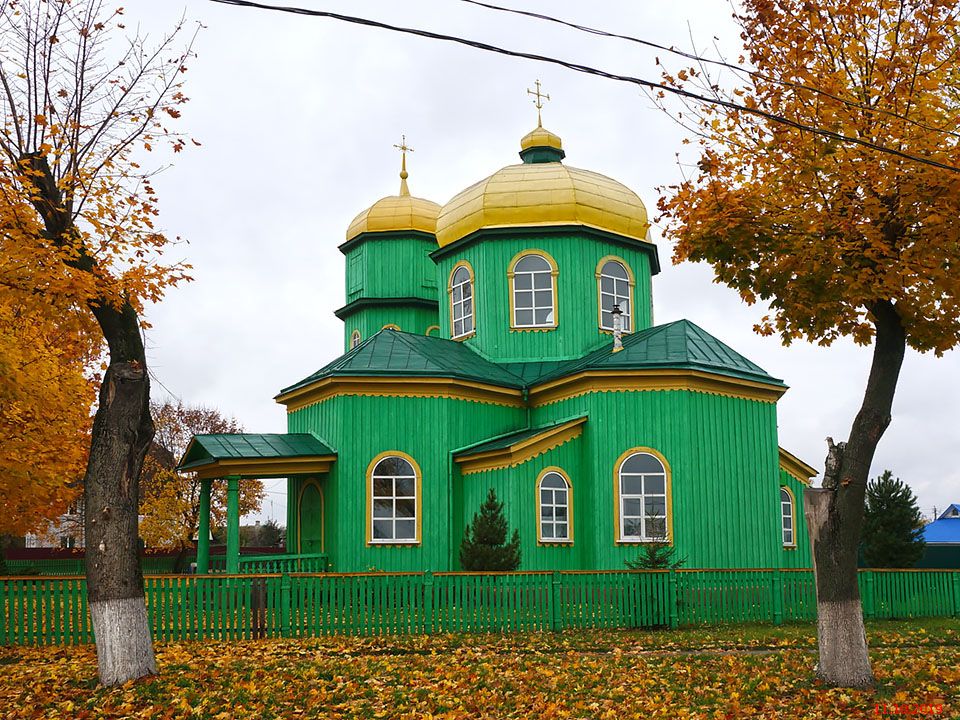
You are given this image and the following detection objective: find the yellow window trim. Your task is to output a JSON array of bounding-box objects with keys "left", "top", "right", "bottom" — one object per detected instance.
[
  {"left": 595, "top": 255, "right": 635, "bottom": 334},
  {"left": 529, "top": 369, "right": 786, "bottom": 406},
  {"left": 277, "top": 376, "right": 526, "bottom": 411},
  {"left": 366, "top": 450, "right": 423, "bottom": 546},
  {"left": 425, "top": 325, "right": 440, "bottom": 337},
  {"left": 535, "top": 466, "right": 574, "bottom": 545},
  {"left": 297, "top": 478, "right": 325, "bottom": 554},
  {"left": 455, "top": 417, "right": 586, "bottom": 475},
  {"left": 448, "top": 261, "right": 477, "bottom": 341},
  {"left": 507, "top": 248, "right": 559, "bottom": 331},
  {"left": 190, "top": 456, "right": 336, "bottom": 481},
  {"left": 778, "top": 447, "right": 818, "bottom": 484},
  {"left": 382, "top": 324, "right": 401, "bottom": 331},
  {"left": 780, "top": 484, "right": 797, "bottom": 548},
  {"left": 613, "top": 447, "right": 674, "bottom": 546}
]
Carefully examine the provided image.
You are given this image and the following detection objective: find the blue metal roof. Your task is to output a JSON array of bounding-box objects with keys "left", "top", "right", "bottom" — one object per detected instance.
[{"left": 923, "top": 505, "right": 960, "bottom": 543}]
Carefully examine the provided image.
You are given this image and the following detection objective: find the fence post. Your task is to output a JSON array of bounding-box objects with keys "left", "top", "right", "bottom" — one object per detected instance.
[
  {"left": 280, "top": 573, "right": 292, "bottom": 638},
  {"left": 772, "top": 569, "right": 783, "bottom": 626},
  {"left": 549, "top": 571, "right": 562, "bottom": 632},
  {"left": 423, "top": 571, "right": 434, "bottom": 634},
  {"left": 668, "top": 569, "right": 679, "bottom": 629},
  {"left": 862, "top": 570, "right": 875, "bottom": 620}
]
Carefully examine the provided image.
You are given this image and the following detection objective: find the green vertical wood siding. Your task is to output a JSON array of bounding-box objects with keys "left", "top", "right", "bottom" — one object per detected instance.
[
  {"left": 343, "top": 307, "right": 439, "bottom": 352},
  {"left": 288, "top": 395, "right": 524, "bottom": 572},
  {"left": 779, "top": 468, "right": 813, "bottom": 568},
  {"left": 435, "top": 232, "right": 653, "bottom": 362},
  {"left": 344, "top": 234, "right": 437, "bottom": 303}
]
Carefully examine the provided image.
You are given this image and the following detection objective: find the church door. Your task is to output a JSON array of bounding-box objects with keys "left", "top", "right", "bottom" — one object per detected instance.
[{"left": 298, "top": 481, "right": 324, "bottom": 554}]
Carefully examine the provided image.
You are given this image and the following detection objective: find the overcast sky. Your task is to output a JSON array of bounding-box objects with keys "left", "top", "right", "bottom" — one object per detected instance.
[{"left": 128, "top": 0, "right": 959, "bottom": 525}]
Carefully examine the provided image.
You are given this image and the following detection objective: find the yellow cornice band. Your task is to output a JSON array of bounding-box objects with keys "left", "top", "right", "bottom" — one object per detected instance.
[
  {"left": 190, "top": 456, "right": 336, "bottom": 481},
  {"left": 778, "top": 447, "right": 818, "bottom": 484},
  {"left": 455, "top": 416, "right": 587, "bottom": 475}
]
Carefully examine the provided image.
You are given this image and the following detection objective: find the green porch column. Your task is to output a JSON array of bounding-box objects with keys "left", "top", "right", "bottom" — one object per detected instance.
[
  {"left": 196, "top": 479, "right": 212, "bottom": 574},
  {"left": 226, "top": 476, "right": 240, "bottom": 574}
]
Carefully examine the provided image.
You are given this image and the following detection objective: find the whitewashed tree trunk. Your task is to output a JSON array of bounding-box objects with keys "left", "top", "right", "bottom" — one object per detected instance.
[{"left": 89, "top": 598, "right": 157, "bottom": 685}]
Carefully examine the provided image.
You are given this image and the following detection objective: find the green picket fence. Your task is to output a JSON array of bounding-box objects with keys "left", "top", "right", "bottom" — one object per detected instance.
[{"left": 2, "top": 569, "right": 958, "bottom": 646}]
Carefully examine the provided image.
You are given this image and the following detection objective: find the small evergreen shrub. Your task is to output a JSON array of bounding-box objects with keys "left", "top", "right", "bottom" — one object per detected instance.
[{"left": 460, "top": 488, "right": 521, "bottom": 571}]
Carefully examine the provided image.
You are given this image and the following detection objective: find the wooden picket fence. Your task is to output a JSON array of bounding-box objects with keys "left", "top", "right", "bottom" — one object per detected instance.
[{"left": 1, "top": 569, "right": 957, "bottom": 646}]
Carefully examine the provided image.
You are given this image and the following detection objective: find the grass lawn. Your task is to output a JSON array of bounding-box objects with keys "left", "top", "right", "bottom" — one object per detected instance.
[{"left": 0, "top": 620, "right": 956, "bottom": 718}]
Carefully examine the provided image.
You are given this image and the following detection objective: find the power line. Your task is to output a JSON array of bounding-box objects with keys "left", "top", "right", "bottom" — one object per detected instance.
[
  {"left": 457, "top": 0, "right": 960, "bottom": 144},
  {"left": 208, "top": 0, "right": 960, "bottom": 174}
]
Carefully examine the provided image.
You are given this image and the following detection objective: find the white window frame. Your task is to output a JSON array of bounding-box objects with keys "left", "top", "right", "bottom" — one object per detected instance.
[
  {"left": 618, "top": 452, "right": 668, "bottom": 542},
  {"left": 350, "top": 329, "right": 361, "bottom": 349},
  {"left": 598, "top": 259, "right": 632, "bottom": 332},
  {"left": 370, "top": 455, "right": 418, "bottom": 544},
  {"left": 538, "top": 471, "right": 571, "bottom": 543},
  {"left": 450, "top": 264, "right": 475, "bottom": 338},
  {"left": 511, "top": 253, "right": 556, "bottom": 328},
  {"left": 781, "top": 487, "right": 795, "bottom": 547}
]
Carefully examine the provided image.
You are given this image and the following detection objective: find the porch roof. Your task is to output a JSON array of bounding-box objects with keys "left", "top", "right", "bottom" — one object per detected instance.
[{"left": 177, "top": 433, "right": 337, "bottom": 480}]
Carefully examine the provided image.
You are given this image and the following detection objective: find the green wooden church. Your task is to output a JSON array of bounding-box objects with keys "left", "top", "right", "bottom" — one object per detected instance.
[{"left": 179, "top": 115, "right": 817, "bottom": 574}]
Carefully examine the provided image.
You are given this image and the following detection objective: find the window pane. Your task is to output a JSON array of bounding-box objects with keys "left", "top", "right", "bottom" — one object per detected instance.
[
  {"left": 463, "top": 316, "right": 474, "bottom": 333},
  {"left": 515, "top": 290, "right": 534, "bottom": 309},
  {"left": 376, "top": 456, "right": 413, "bottom": 476},
  {"left": 555, "top": 489, "right": 567, "bottom": 505},
  {"left": 644, "top": 476, "right": 666, "bottom": 495},
  {"left": 647, "top": 518, "right": 667, "bottom": 539},
  {"left": 453, "top": 266, "right": 469, "bottom": 285},
  {"left": 373, "top": 520, "right": 392, "bottom": 540},
  {"left": 395, "top": 476, "right": 415, "bottom": 497},
  {"left": 783, "top": 516, "right": 792, "bottom": 530},
  {"left": 622, "top": 453, "right": 665, "bottom": 475},
  {"left": 373, "top": 477, "right": 392, "bottom": 497},
  {"left": 615, "top": 278, "right": 630, "bottom": 295},
  {"left": 533, "top": 272, "right": 552, "bottom": 289},
  {"left": 540, "top": 489, "right": 551, "bottom": 505},
  {"left": 783, "top": 530, "right": 793, "bottom": 544},
  {"left": 534, "top": 290, "right": 552, "bottom": 307},
  {"left": 622, "top": 498, "right": 642, "bottom": 517},
  {"left": 452, "top": 285, "right": 462, "bottom": 303},
  {"left": 645, "top": 498, "right": 666, "bottom": 516},
  {"left": 600, "top": 276, "right": 615, "bottom": 293},
  {"left": 555, "top": 522, "right": 568, "bottom": 539},
  {"left": 462, "top": 298, "right": 472, "bottom": 315},
  {"left": 514, "top": 273, "right": 532, "bottom": 290},
  {"left": 535, "top": 308, "right": 553, "bottom": 325},
  {"left": 602, "top": 261, "right": 628, "bottom": 280},
  {"left": 516, "top": 309, "right": 534, "bottom": 326},
  {"left": 554, "top": 505, "right": 567, "bottom": 520},
  {"left": 780, "top": 489, "right": 790, "bottom": 503},
  {"left": 622, "top": 518, "right": 642, "bottom": 538},
  {"left": 542, "top": 523, "right": 554, "bottom": 539},
  {"left": 541, "top": 506, "right": 554, "bottom": 520},
  {"left": 516, "top": 255, "right": 549, "bottom": 272},
  {"left": 395, "top": 519, "right": 416, "bottom": 539},
  {"left": 621, "top": 476, "right": 643, "bottom": 495},
  {"left": 454, "top": 319, "right": 464, "bottom": 336},
  {"left": 463, "top": 283, "right": 472, "bottom": 299},
  {"left": 373, "top": 499, "right": 392, "bottom": 518},
  {"left": 541, "top": 473, "right": 565, "bottom": 490},
  {"left": 601, "top": 310, "right": 613, "bottom": 328},
  {"left": 395, "top": 498, "right": 415, "bottom": 519}
]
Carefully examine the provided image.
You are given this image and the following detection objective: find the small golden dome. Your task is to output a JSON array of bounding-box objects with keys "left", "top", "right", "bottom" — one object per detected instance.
[
  {"left": 345, "top": 193, "right": 440, "bottom": 242},
  {"left": 435, "top": 162, "right": 650, "bottom": 248},
  {"left": 520, "top": 125, "right": 563, "bottom": 152}
]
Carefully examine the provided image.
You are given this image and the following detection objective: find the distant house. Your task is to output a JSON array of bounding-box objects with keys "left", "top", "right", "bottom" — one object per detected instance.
[{"left": 917, "top": 504, "right": 960, "bottom": 568}]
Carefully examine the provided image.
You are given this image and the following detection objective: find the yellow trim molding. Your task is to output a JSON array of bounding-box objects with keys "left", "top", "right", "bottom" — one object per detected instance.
[
  {"left": 277, "top": 376, "right": 526, "bottom": 412},
  {"left": 613, "top": 447, "right": 674, "bottom": 545},
  {"left": 455, "top": 416, "right": 586, "bottom": 475},
  {"left": 297, "top": 478, "right": 325, "bottom": 554},
  {"left": 366, "top": 450, "right": 423, "bottom": 546},
  {"left": 529, "top": 369, "right": 786, "bottom": 406},
  {"left": 778, "top": 447, "right": 818, "bottom": 484},
  {"left": 508, "top": 248, "right": 559, "bottom": 331},
  {"left": 595, "top": 255, "right": 635, "bottom": 334},
  {"left": 425, "top": 325, "right": 440, "bottom": 337},
  {"left": 191, "top": 456, "right": 336, "bottom": 481},
  {"left": 382, "top": 323, "right": 401, "bottom": 331},
  {"left": 535, "top": 466, "right": 574, "bottom": 545},
  {"left": 780, "top": 485, "right": 797, "bottom": 548},
  {"left": 448, "top": 260, "right": 477, "bottom": 341}
]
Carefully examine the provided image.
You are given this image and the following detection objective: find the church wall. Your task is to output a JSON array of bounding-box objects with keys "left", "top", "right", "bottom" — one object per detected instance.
[
  {"left": 457, "top": 436, "right": 586, "bottom": 571},
  {"left": 287, "top": 394, "right": 523, "bottom": 572},
  {"left": 344, "top": 234, "right": 438, "bottom": 305},
  {"left": 434, "top": 231, "right": 653, "bottom": 362},
  {"left": 529, "top": 389, "right": 799, "bottom": 570},
  {"left": 342, "top": 306, "right": 439, "bottom": 352}
]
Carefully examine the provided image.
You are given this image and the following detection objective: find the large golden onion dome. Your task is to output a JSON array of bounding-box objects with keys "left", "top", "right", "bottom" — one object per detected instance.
[
  {"left": 435, "top": 126, "right": 649, "bottom": 248},
  {"left": 345, "top": 153, "right": 440, "bottom": 242}
]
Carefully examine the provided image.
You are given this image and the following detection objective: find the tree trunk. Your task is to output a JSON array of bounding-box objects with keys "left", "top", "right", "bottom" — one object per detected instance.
[
  {"left": 22, "top": 153, "right": 157, "bottom": 686},
  {"left": 804, "top": 300, "right": 906, "bottom": 688}
]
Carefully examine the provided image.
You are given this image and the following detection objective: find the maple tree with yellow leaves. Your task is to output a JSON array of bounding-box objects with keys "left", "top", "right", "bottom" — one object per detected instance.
[
  {"left": 658, "top": 0, "right": 960, "bottom": 688},
  {"left": 0, "top": 0, "right": 196, "bottom": 685}
]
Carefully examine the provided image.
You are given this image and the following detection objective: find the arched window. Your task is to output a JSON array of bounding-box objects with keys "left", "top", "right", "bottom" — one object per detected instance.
[
  {"left": 350, "top": 329, "right": 362, "bottom": 349},
  {"left": 382, "top": 324, "right": 400, "bottom": 331},
  {"left": 369, "top": 454, "right": 420, "bottom": 544},
  {"left": 538, "top": 469, "right": 572, "bottom": 543},
  {"left": 597, "top": 258, "right": 632, "bottom": 332},
  {"left": 450, "top": 264, "right": 475, "bottom": 338},
  {"left": 780, "top": 487, "right": 795, "bottom": 547},
  {"left": 511, "top": 253, "right": 557, "bottom": 328},
  {"left": 617, "top": 451, "right": 669, "bottom": 542}
]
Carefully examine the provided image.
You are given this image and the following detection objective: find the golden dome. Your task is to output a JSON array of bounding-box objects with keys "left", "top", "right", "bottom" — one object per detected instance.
[
  {"left": 435, "top": 162, "right": 650, "bottom": 248},
  {"left": 344, "top": 150, "right": 440, "bottom": 242},
  {"left": 520, "top": 125, "right": 562, "bottom": 151}
]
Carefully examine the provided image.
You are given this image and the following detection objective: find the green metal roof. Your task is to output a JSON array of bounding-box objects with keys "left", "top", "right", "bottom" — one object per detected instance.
[
  {"left": 454, "top": 416, "right": 588, "bottom": 457},
  {"left": 178, "top": 433, "right": 336, "bottom": 471},
  {"left": 280, "top": 329, "right": 526, "bottom": 396},
  {"left": 535, "top": 320, "right": 784, "bottom": 387}
]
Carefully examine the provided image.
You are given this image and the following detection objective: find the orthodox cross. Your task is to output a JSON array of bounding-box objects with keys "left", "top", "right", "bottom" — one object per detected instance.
[
  {"left": 393, "top": 134, "right": 414, "bottom": 179},
  {"left": 527, "top": 79, "right": 550, "bottom": 127}
]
